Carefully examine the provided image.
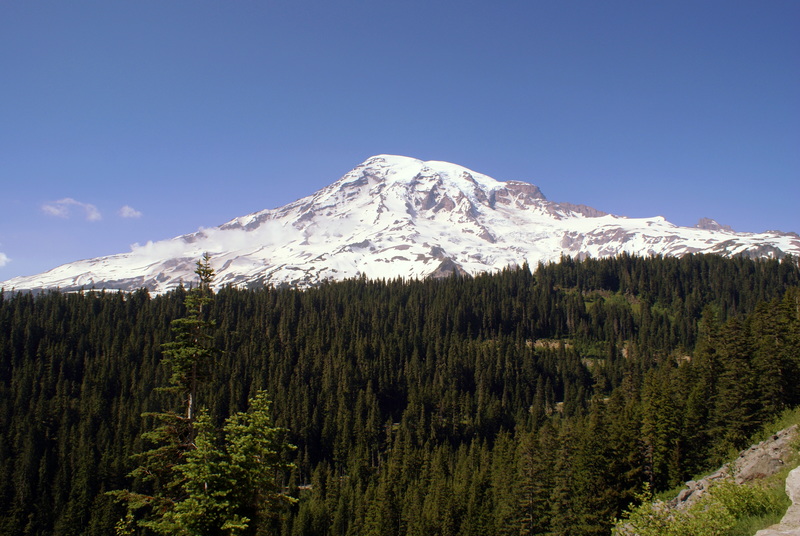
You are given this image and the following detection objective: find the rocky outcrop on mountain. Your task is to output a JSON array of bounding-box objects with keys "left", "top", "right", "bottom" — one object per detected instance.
[
  {"left": 736, "top": 426, "right": 799, "bottom": 484},
  {"left": 3, "top": 155, "right": 800, "bottom": 294},
  {"left": 428, "top": 258, "right": 469, "bottom": 279},
  {"left": 695, "top": 217, "right": 734, "bottom": 232},
  {"left": 615, "top": 426, "right": 800, "bottom": 535},
  {"left": 669, "top": 425, "right": 798, "bottom": 511},
  {"left": 755, "top": 465, "right": 800, "bottom": 536}
]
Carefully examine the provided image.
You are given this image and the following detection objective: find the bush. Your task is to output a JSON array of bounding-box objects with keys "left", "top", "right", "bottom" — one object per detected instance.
[{"left": 613, "top": 479, "right": 785, "bottom": 536}]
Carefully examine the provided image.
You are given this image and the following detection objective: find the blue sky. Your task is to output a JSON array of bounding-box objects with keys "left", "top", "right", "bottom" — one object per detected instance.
[{"left": 1, "top": 1, "right": 798, "bottom": 281}]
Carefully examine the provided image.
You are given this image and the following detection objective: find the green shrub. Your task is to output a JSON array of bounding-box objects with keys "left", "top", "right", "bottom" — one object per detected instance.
[
  {"left": 613, "top": 478, "right": 786, "bottom": 536},
  {"left": 709, "top": 480, "right": 775, "bottom": 519}
]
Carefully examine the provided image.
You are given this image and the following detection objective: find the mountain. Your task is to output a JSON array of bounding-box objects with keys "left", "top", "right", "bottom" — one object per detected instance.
[
  {"left": 694, "top": 217, "right": 734, "bottom": 232},
  {"left": 3, "top": 155, "right": 800, "bottom": 293}
]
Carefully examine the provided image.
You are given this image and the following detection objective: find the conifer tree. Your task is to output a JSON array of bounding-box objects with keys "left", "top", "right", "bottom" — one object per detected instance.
[
  {"left": 162, "top": 252, "right": 216, "bottom": 424},
  {"left": 111, "top": 255, "right": 218, "bottom": 534},
  {"left": 712, "top": 317, "right": 760, "bottom": 457},
  {"left": 163, "top": 392, "right": 296, "bottom": 536},
  {"left": 112, "top": 256, "right": 295, "bottom": 536}
]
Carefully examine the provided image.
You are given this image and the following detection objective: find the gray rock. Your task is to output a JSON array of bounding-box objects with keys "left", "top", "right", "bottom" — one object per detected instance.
[
  {"left": 754, "top": 465, "right": 800, "bottom": 536},
  {"left": 669, "top": 425, "right": 798, "bottom": 512},
  {"left": 734, "top": 425, "right": 798, "bottom": 484}
]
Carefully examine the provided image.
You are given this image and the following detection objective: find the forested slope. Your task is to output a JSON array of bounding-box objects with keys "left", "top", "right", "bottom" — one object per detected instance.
[{"left": 1, "top": 254, "right": 799, "bottom": 535}]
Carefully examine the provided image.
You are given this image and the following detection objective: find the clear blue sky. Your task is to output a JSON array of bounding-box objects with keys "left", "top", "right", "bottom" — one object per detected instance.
[{"left": 1, "top": 0, "right": 798, "bottom": 281}]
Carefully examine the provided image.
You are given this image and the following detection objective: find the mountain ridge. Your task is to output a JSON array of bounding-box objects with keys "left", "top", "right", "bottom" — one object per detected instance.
[{"left": 3, "top": 155, "right": 799, "bottom": 293}]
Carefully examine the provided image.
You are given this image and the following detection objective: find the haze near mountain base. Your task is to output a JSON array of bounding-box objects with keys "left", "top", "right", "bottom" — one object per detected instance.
[{"left": 3, "top": 155, "right": 799, "bottom": 294}]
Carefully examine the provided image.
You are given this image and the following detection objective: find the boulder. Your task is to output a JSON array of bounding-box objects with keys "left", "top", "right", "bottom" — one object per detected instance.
[
  {"left": 735, "top": 425, "right": 798, "bottom": 484},
  {"left": 754, "top": 465, "right": 800, "bottom": 536}
]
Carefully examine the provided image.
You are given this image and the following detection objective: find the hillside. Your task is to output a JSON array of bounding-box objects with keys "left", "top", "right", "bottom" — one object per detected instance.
[
  {"left": 614, "top": 420, "right": 800, "bottom": 535},
  {"left": 1, "top": 254, "right": 799, "bottom": 535}
]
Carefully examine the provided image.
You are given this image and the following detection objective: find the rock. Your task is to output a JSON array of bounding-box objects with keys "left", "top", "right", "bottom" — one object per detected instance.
[
  {"left": 669, "top": 466, "right": 730, "bottom": 510},
  {"left": 734, "top": 425, "right": 798, "bottom": 484},
  {"left": 754, "top": 465, "right": 800, "bottom": 536},
  {"left": 676, "top": 482, "right": 695, "bottom": 502},
  {"left": 695, "top": 217, "right": 734, "bottom": 232},
  {"left": 669, "top": 425, "right": 798, "bottom": 512}
]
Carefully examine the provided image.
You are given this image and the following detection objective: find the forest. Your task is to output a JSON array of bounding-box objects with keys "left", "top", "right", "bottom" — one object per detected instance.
[{"left": 1, "top": 253, "right": 800, "bottom": 535}]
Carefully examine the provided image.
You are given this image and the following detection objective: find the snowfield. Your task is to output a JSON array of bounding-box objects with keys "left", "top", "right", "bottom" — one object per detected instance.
[{"left": 3, "top": 155, "right": 799, "bottom": 293}]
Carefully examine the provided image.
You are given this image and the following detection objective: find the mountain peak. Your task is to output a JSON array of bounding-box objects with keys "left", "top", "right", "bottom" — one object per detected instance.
[
  {"left": 695, "top": 217, "right": 734, "bottom": 232},
  {"left": 2, "top": 157, "right": 799, "bottom": 294},
  {"left": 360, "top": 154, "right": 423, "bottom": 167},
  {"left": 345, "top": 155, "right": 548, "bottom": 209}
]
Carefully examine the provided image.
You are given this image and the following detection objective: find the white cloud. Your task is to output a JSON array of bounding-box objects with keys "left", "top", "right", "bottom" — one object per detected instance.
[
  {"left": 119, "top": 205, "right": 143, "bottom": 218},
  {"left": 126, "top": 221, "right": 303, "bottom": 261},
  {"left": 41, "top": 203, "right": 70, "bottom": 218},
  {"left": 0, "top": 252, "right": 9, "bottom": 267},
  {"left": 42, "top": 198, "right": 102, "bottom": 221}
]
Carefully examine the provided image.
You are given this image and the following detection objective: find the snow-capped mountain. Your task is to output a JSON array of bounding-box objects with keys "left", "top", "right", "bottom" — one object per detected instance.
[{"left": 3, "top": 155, "right": 799, "bottom": 293}]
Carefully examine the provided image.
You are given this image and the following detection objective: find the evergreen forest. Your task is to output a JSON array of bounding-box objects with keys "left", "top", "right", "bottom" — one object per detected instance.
[{"left": 2, "top": 253, "right": 800, "bottom": 535}]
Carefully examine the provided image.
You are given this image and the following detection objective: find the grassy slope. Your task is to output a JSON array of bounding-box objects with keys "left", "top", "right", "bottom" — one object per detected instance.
[{"left": 614, "top": 407, "right": 800, "bottom": 536}]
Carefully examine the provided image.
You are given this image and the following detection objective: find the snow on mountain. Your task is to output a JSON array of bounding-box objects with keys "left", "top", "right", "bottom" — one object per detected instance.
[{"left": 3, "top": 155, "right": 799, "bottom": 294}]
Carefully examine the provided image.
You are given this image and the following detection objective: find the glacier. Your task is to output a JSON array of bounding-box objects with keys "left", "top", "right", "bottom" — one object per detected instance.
[{"left": 2, "top": 155, "right": 799, "bottom": 294}]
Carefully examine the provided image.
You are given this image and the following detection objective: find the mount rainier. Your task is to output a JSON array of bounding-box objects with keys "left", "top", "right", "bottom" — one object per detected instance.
[{"left": 3, "top": 155, "right": 799, "bottom": 293}]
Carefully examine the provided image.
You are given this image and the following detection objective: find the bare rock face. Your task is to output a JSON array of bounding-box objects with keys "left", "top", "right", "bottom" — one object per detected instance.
[
  {"left": 735, "top": 425, "right": 799, "bottom": 484},
  {"left": 493, "top": 181, "right": 546, "bottom": 208},
  {"left": 695, "top": 217, "right": 734, "bottom": 231},
  {"left": 669, "top": 425, "right": 798, "bottom": 511},
  {"left": 669, "top": 466, "right": 731, "bottom": 511},
  {"left": 755, "top": 465, "right": 800, "bottom": 536},
  {"left": 555, "top": 202, "right": 608, "bottom": 218},
  {"left": 429, "top": 258, "right": 469, "bottom": 279}
]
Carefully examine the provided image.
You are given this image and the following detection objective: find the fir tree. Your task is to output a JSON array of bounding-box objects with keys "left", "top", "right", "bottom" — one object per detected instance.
[{"left": 164, "top": 392, "right": 295, "bottom": 536}]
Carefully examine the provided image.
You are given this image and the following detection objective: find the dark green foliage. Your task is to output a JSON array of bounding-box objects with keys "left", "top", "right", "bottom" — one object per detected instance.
[
  {"left": 1, "top": 254, "right": 799, "bottom": 535},
  {"left": 158, "top": 393, "right": 295, "bottom": 536},
  {"left": 161, "top": 253, "right": 216, "bottom": 422},
  {"left": 111, "top": 256, "right": 219, "bottom": 534},
  {"left": 111, "top": 256, "right": 296, "bottom": 535}
]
